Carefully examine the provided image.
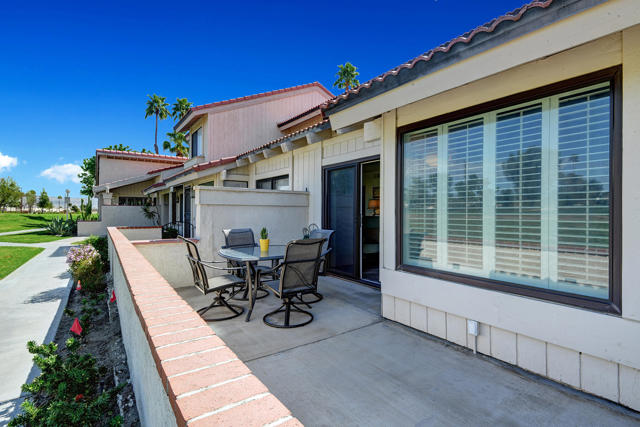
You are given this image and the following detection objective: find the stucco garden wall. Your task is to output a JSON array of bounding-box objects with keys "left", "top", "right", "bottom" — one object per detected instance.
[
  {"left": 194, "top": 187, "right": 309, "bottom": 261},
  {"left": 78, "top": 206, "right": 156, "bottom": 236},
  {"left": 134, "top": 239, "right": 195, "bottom": 288}
]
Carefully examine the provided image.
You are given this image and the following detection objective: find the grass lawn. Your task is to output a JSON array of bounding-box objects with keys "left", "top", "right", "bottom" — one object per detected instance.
[
  {"left": 0, "top": 231, "right": 69, "bottom": 244},
  {"left": 0, "top": 213, "right": 60, "bottom": 233},
  {"left": 0, "top": 246, "right": 45, "bottom": 279}
]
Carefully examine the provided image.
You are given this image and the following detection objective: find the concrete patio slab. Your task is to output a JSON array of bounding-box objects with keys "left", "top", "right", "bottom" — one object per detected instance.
[{"left": 178, "top": 275, "right": 640, "bottom": 426}]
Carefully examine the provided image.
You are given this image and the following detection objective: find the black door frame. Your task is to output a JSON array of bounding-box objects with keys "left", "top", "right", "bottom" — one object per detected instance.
[{"left": 322, "top": 155, "right": 380, "bottom": 286}]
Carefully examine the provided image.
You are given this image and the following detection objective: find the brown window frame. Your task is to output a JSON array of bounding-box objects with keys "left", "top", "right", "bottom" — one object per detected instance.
[{"left": 395, "top": 66, "right": 622, "bottom": 314}]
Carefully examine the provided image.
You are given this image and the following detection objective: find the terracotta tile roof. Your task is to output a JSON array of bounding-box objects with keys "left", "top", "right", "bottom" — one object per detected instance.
[
  {"left": 238, "top": 119, "right": 330, "bottom": 158},
  {"left": 96, "top": 149, "right": 188, "bottom": 162},
  {"left": 325, "top": 0, "right": 554, "bottom": 111},
  {"left": 175, "top": 82, "right": 333, "bottom": 129}
]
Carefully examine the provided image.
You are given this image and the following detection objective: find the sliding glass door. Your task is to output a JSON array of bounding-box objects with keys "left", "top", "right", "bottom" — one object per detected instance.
[{"left": 325, "top": 165, "right": 358, "bottom": 277}]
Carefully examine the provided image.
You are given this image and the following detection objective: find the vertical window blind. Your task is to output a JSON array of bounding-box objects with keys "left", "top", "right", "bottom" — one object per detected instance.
[{"left": 401, "top": 82, "right": 611, "bottom": 300}]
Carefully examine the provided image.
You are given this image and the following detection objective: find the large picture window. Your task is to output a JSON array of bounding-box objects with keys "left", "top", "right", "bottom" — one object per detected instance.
[{"left": 399, "top": 71, "right": 620, "bottom": 312}]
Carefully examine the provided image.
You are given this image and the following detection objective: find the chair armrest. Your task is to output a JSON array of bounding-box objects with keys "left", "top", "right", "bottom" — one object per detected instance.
[{"left": 187, "top": 256, "right": 246, "bottom": 272}]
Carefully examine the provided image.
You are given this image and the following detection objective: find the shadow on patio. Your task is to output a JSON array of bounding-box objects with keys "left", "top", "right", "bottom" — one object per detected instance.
[{"left": 176, "top": 276, "right": 640, "bottom": 426}]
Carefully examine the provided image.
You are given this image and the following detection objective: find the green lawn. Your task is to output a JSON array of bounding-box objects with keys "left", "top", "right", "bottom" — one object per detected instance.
[
  {"left": 0, "top": 231, "right": 69, "bottom": 244},
  {"left": 0, "top": 246, "right": 45, "bottom": 279},
  {"left": 0, "top": 213, "right": 60, "bottom": 233}
]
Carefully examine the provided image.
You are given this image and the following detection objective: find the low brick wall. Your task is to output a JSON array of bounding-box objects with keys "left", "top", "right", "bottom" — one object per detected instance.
[{"left": 108, "top": 227, "right": 302, "bottom": 426}]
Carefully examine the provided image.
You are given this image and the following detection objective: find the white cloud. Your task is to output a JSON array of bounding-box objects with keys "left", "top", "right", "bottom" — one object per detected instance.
[
  {"left": 40, "top": 163, "right": 82, "bottom": 184},
  {"left": 0, "top": 152, "right": 18, "bottom": 172}
]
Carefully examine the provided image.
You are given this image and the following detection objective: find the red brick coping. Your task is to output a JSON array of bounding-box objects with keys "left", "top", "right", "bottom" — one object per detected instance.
[{"left": 108, "top": 227, "right": 302, "bottom": 427}]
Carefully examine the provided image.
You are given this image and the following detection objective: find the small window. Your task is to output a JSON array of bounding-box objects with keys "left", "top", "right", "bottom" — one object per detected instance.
[
  {"left": 256, "top": 175, "right": 289, "bottom": 190},
  {"left": 223, "top": 180, "right": 248, "bottom": 188},
  {"left": 118, "top": 196, "right": 149, "bottom": 206},
  {"left": 191, "top": 128, "right": 201, "bottom": 157}
]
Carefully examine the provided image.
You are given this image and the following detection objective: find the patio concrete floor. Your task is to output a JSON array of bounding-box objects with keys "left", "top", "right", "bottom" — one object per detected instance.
[{"left": 176, "top": 276, "right": 640, "bottom": 426}]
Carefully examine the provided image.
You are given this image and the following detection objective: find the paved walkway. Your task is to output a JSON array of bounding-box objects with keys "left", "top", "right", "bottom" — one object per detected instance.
[
  {"left": 0, "top": 228, "right": 46, "bottom": 236},
  {"left": 0, "top": 237, "right": 76, "bottom": 425}
]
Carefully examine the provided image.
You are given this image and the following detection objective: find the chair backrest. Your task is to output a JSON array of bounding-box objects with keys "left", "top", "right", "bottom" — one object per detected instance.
[
  {"left": 278, "top": 238, "right": 325, "bottom": 294},
  {"left": 178, "top": 236, "right": 208, "bottom": 293},
  {"left": 309, "top": 229, "right": 335, "bottom": 254},
  {"left": 223, "top": 228, "right": 257, "bottom": 248}
]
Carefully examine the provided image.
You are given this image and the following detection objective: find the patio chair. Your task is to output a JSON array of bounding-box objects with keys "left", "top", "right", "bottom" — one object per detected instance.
[
  {"left": 297, "top": 228, "right": 334, "bottom": 304},
  {"left": 222, "top": 228, "right": 271, "bottom": 300},
  {"left": 259, "top": 238, "right": 325, "bottom": 328},
  {"left": 179, "top": 236, "right": 246, "bottom": 321}
]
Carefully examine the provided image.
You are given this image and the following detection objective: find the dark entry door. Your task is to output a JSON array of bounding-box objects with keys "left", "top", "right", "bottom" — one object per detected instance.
[
  {"left": 183, "top": 187, "right": 191, "bottom": 238},
  {"left": 325, "top": 165, "right": 358, "bottom": 277}
]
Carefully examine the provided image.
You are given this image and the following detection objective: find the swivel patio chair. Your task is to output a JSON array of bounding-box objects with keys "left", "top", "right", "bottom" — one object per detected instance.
[
  {"left": 297, "top": 228, "right": 334, "bottom": 304},
  {"left": 259, "top": 238, "right": 325, "bottom": 328},
  {"left": 179, "top": 236, "right": 246, "bottom": 321},
  {"left": 222, "top": 228, "right": 271, "bottom": 300}
]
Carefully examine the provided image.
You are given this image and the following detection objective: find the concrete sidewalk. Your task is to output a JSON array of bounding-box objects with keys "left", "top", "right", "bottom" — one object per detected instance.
[
  {"left": 0, "top": 228, "right": 46, "bottom": 236},
  {"left": 0, "top": 238, "right": 76, "bottom": 424}
]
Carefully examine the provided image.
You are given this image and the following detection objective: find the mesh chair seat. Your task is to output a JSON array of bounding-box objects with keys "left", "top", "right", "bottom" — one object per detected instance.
[
  {"left": 179, "top": 236, "right": 246, "bottom": 321},
  {"left": 261, "top": 238, "right": 325, "bottom": 328},
  {"left": 222, "top": 228, "right": 271, "bottom": 301}
]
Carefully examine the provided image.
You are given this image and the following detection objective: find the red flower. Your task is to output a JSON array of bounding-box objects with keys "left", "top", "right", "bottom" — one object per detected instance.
[{"left": 74, "top": 394, "right": 84, "bottom": 402}]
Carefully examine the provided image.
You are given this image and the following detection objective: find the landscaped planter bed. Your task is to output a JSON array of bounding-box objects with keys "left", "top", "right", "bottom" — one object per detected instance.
[{"left": 10, "top": 275, "right": 140, "bottom": 426}]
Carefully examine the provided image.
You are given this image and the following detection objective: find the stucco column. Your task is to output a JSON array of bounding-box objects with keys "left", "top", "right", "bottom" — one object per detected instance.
[{"left": 103, "top": 191, "right": 113, "bottom": 206}]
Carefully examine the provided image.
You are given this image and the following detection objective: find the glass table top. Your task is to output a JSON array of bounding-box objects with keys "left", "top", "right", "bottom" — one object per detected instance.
[{"left": 218, "top": 245, "right": 287, "bottom": 262}]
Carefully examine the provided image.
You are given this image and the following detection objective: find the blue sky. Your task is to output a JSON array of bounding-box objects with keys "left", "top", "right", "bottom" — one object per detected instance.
[{"left": 0, "top": 0, "right": 527, "bottom": 197}]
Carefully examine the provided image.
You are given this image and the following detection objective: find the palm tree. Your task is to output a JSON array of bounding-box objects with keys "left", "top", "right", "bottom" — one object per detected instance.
[
  {"left": 333, "top": 62, "right": 360, "bottom": 92},
  {"left": 171, "top": 98, "right": 193, "bottom": 121},
  {"left": 145, "top": 94, "right": 170, "bottom": 154},
  {"left": 163, "top": 131, "right": 189, "bottom": 157}
]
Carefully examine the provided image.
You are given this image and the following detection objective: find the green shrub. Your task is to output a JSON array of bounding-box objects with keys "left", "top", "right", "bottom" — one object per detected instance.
[
  {"left": 9, "top": 338, "right": 124, "bottom": 427},
  {"left": 67, "top": 245, "right": 105, "bottom": 293},
  {"left": 47, "top": 215, "right": 77, "bottom": 237}
]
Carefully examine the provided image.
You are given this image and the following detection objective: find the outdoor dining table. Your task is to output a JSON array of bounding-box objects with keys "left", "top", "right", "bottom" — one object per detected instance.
[{"left": 217, "top": 244, "right": 287, "bottom": 322}]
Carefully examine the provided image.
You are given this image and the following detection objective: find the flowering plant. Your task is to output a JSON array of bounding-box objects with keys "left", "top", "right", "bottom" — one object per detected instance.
[{"left": 67, "top": 245, "right": 105, "bottom": 293}]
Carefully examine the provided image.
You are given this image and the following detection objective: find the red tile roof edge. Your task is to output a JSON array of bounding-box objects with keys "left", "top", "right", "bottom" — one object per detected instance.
[
  {"left": 325, "top": 0, "right": 554, "bottom": 110},
  {"left": 175, "top": 82, "right": 333, "bottom": 130},
  {"left": 107, "top": 227, "right": 303, "bottom": 427},
  {"left": 97, "top": 149, "right": 188, "bottom": 162}
]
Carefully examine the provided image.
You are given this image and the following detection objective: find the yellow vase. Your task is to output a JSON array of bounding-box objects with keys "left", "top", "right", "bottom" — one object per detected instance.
[{"left": 259, "top": 239, "right": 270, "bottom": 252}]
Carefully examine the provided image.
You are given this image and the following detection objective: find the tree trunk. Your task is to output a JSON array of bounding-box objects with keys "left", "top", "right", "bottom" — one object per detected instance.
[{"left": 154, "top": 113, "right": 159, "bottom": 154}]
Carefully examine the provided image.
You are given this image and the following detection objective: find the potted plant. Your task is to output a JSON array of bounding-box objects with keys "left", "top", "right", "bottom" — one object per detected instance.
[{"left": 260, "top": 227, "right": 269, "bottom": 252}]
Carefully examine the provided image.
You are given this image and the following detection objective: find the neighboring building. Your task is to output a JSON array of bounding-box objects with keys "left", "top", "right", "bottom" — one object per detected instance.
[{"left": 99, "top": 0, "right": 640, "bottom": 412}]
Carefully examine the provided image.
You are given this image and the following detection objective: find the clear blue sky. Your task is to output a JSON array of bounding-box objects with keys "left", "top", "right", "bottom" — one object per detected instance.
[{"left": 0, "top": 0, "right": 527, "bottom": 198}]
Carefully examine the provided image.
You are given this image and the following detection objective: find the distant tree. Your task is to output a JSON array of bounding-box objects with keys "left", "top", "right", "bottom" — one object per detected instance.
[
  {"left": 171, "top": 98, "right": 193, "bottom": 121},
  {"left": 25, "top": 190, "right": 37, "bottom": 213},
  {"left": 71, "top": 204, "right": 79, "bottom": 213},
  {"left": 105, "top": 143, "right": 131, "bottom": 151},
  {"left": 38, "top": 189, "right": 52, "bottom": 212},
  {"left": 333, "top": 62, "right": 360, "bottom": 92},
  {"left": 79, "top": 156, "right": 96, "bottom": 198},
  {"left": 163, "top": 131, "right": 189, "bottom": 157},
  {"left": 57, "top": 195, "right": 62, "bottom": 209},
  {"left": 0, "top": 177, "right": 22, "bottom": 212},
  {"left": 145, "top": 94, "right": 170, "bottom": 154}
]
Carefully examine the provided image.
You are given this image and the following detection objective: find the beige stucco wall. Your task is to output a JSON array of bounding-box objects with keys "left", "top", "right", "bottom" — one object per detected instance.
[
  {"left": 98, "top": 156, "right": 178, "bottom": 186},
  {"left": 194, "top": 187, "right": 309, "bottom": 261},
  {"left": 134, "top": 240, "right": 194, "bottom": 288},
  {"left": 207, "top": 88, "right": 331, "bottom": 161},
  {"left": 361, "top": 25, "right": 640, "bottom": 411},
  {"left": 77, "top": 206, "right": 157, "bottom": 236}
]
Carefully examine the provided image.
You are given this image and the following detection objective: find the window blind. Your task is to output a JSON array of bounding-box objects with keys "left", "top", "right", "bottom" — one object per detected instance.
[
  {"left": 556, "top": 87, "right": 610, "bottom": 294},
  {"left": 400, "top": 81, "right": 612, "bottom": 301},
  {"left": 403, "top": 129, "right": 439, "bottom": 266},
  {"left": 447, "top": 119, "right": 484, "bottom": 270},
  {"left": 495, "top": 105, "right": 543, "bottom": 279}
]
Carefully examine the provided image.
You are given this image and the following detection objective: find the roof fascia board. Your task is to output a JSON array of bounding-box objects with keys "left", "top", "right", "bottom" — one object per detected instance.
[{"left": 327, "top": 0, "right": 625, "bottom": 129}]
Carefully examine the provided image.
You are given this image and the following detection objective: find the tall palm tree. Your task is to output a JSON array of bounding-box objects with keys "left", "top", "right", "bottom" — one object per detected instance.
[
  {"left": 333, "top": 62, "right": 360, "bottom": 92},
  {"left": 171, "top": 98, "right": 193, "bottom": 121},
  {"left": 145, "top": 94, "right": 170, "bottom": 154},
  {"left": 163, "top": 131, "right": 189, "bottom": 157}
]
